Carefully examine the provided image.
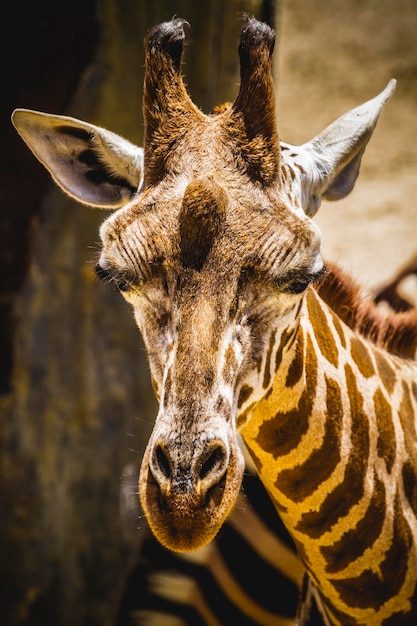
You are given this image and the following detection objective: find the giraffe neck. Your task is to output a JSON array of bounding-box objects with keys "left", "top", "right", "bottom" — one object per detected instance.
[{"left": 240, "top": 288, "right": 417, "bottom": 625}]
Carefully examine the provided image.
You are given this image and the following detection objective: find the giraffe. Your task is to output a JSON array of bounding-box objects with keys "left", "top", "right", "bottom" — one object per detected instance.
[{"left": 12, "top": 16, "right": 417, "bottom": 625}]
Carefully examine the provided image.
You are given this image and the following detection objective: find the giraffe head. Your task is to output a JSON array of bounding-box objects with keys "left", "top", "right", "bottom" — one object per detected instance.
[{"left": 12, "top": 17, "right": 395, "bottom": 551}]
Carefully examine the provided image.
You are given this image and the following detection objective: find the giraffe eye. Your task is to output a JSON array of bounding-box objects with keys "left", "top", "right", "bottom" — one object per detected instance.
[
  {"left": 285, "top": 278, "right": 311, "bottom": 294},
  {"left": 95, "top": 263, "right": 134, "bottom": 292},
  {"left": 281, "top": 266, "right": 326, "bottom": 295}
]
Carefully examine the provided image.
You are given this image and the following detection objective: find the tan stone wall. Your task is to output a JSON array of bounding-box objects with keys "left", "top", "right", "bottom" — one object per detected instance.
[{"left": 276, "top": 0, "right": 417, "bottom": 293}]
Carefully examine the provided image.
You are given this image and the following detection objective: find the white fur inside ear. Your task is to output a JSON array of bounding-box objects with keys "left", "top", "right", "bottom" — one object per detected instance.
[
  {"left": 90, "top": 130, "right": 144, "bottom": 190},
  {"left": 11, "top": 108, "right": 144, "bottom": 208},
  {"left": 280, "top": 80, "right": 396, "bottom": 217}
]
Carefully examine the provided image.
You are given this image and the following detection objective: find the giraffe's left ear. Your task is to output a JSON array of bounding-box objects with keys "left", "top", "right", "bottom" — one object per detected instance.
[
  {"left": 11, "top": 109, "right": 144, "bottom": 208},
  {"left": 298, "top": 79, "right": 396, "bottom": 216}
]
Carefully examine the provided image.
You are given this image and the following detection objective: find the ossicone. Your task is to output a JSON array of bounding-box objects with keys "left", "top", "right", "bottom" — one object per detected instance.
[
  {"left": 144, "top": 17, "right": 190, "bottom": 71},
  {"left": 230, "top": 16, "right": 280, "bottom": 185},
  {"left": 142, "top": 18, "right": 202, "bottom": 187}
]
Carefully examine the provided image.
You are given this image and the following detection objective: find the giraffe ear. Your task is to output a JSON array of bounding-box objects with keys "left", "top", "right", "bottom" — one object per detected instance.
[
  {"left": 11, "top": 109, "right": 144, "bottom": 208},
  {"left": 298, "top": 79, "right": 396, "bottom": 216}
]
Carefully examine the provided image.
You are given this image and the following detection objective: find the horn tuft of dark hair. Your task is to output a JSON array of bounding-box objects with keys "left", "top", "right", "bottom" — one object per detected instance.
[
  {"left": 145, "top": 18, "right": 189, "bottom": 70},
  {"left": 238, "top": 16, "right": 275, "bottom": 60}
]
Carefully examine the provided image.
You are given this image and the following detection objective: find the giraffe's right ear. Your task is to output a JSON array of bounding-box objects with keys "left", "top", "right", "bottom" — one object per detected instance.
[
  {"left": 294, "top": 79, "right": 396, "bottom": 216},
  {"left": 11, "top": 109, "right": 144, "bottom": 208}
]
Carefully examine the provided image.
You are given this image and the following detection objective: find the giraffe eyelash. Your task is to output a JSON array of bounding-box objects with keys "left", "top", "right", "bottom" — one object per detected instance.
[
  {"left": 278, "top": 265, "right": 327, "bottom": 295},
  {"left": 94, "top": 263, "right": 112, "bottom": 282},
  {"left": 94, "top": 263, "right": 134, "bottom": 292}
]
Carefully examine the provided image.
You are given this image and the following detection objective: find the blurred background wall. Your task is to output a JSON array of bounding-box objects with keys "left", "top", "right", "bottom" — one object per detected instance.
[{"left": 0, "top": 0, "right": 416, "bottom": 624}]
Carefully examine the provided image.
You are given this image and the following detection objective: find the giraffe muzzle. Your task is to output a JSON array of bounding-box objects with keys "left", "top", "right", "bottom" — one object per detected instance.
[{"left": 139, "top": 425, "right": 245, "bottom": 552}]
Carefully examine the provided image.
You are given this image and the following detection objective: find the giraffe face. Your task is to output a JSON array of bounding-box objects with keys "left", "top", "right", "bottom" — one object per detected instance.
[{"left": 98, "top": 154, "right": 323, "bottom": 551}]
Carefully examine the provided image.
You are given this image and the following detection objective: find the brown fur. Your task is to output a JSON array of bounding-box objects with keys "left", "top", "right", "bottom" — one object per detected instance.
[{"left": 316, "top": 261, "right": 417, "bottom": 359}]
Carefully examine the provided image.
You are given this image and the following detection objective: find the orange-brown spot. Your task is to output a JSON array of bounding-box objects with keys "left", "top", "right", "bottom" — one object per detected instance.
[
  {"left": 237, "top": 384, "right": 254, "bottom": 409},
  {"left": 273, "top": 327, "right": 294, "bottom": 374},
  {"left": 236, "top": 403, "right": 257, "bottom": 429},
  {"left": 285, "top": 328, "right": 304, "bottom": 388},
  {"left": 330, "top": 308, "right": 347, "bottom": 349},
  {"left": 287, "top": 164, "right": 296, "bottom": 180},
  {"left": 398, "top": 381, "right": 417, "bottom": 450},
  {"left": 350, "top": 336, "right": 375, "bottom": 378},
  {"left": 373, "top": 387, "right": 396, "bottom": 473},
  {"left": 402, "top": 461, "right": 417, "bottom": 516},
  {"left": 256, "top": 334, "right": 317, "bottom": 458},
  {"left": 307, "top": 292, "right": 339, "bottom": 368},
  {"left": 162, "top": 369, "right": 172, "bottom": 407},
  {"left": 374, "top": 351, "right": 397, "bottom": 395},
  {"left": 263, "top": 330, "right": 276, "bottom": 389}
]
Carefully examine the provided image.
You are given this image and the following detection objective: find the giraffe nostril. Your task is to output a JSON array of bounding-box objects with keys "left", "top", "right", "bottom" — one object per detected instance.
[
  {"left": 150, "top": 438, "right": 228, "bottom": 492},
  {"left": 155, "top": 444, "right": 171, "bottom": 479},
  {"left": 199, "top": 445, "right": 226, "bottom": 480}
]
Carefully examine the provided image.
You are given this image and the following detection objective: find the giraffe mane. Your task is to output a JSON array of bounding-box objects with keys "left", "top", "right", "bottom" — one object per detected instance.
[{"left": 316, "top": 261, "right": 417, "bottom": 360}]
